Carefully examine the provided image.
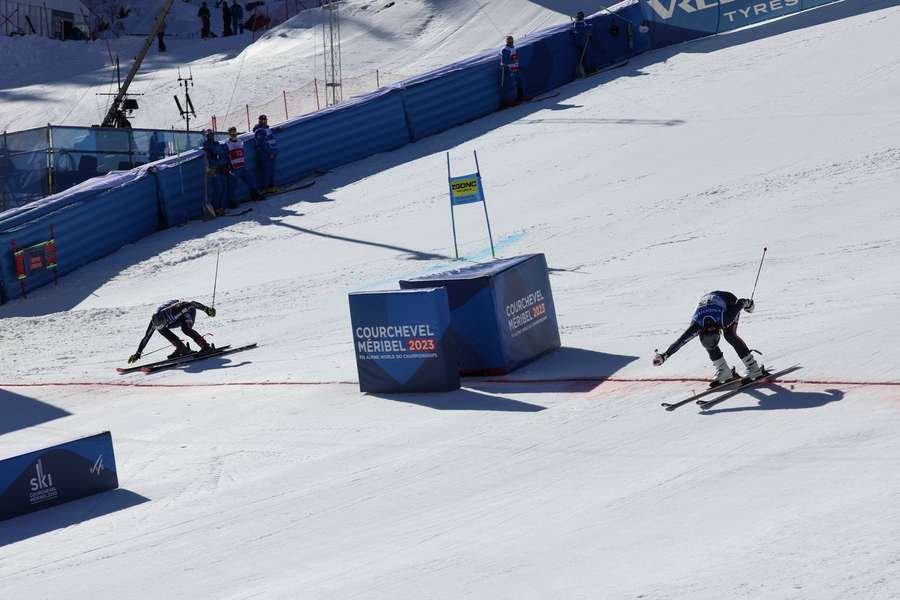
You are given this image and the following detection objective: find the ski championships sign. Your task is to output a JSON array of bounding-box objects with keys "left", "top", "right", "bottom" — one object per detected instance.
[
  {"left": 348, "top": 288, "right": 460, "bottom": 393},
  {"left": 0, "top": 432, "right": 119, "bottom": 522}
]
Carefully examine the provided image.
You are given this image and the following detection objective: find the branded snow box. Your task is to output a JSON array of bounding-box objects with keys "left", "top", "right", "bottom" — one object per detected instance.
[
  {"left": 0, "top": 431, "right": 119, "bottom": 522},
  {"left": 399, "top": 253, "right": 560, "bottom": 375},
  {"left": 349, "top": 287, "right": 460, "bottom": 393}
]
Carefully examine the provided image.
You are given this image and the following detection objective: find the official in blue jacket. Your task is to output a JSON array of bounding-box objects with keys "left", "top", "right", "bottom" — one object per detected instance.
[
  {"left": 202, "top": 129, "right": 228, "bottom": 215},
  {"left": 573, "top": 12, "right": 595, "bottom": 77},
  {"left": 253, "top": 114, "right": 278, "bottom": 194},
  {"left": 499, "top": 35, "right": 525, "bottom": 106}
]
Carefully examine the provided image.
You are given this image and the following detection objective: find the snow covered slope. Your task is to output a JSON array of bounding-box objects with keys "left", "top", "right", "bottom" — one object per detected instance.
[
  {"left": 1, "top": 0, "right": 589, "bottom": 131},
  {"left": 2, "top": 0, "right": 900, "bottom": 598}
]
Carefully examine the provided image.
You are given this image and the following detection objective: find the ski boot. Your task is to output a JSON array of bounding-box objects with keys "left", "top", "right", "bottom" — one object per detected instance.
[
  {"left": 709, "top": 356, "right": 738, "bottom": 388},
  {"left": 167, "top": 343, "right": 192, "bottom": 360},
  {"left": 196, "top": 342, "right": 216, "bottom": 356},
  {"left": 741, "top": 354, "right": 767, "bottom": 381}
]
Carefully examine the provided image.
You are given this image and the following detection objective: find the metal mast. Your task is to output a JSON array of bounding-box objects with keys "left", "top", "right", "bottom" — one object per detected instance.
[
  {"left": 322, "top": 0, "right": 342, "bottom": 106},
  {"left": 100, "top": 0, "right": 176, "bottom": 127}
]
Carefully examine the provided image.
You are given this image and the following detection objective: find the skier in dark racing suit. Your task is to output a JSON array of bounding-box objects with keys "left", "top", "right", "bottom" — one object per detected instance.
[
  {"left": 653, "top": 291, "right": 765, "bottom": 385},
  {"left": 128, "top": 299, "right": 217, "bottom": 364}
]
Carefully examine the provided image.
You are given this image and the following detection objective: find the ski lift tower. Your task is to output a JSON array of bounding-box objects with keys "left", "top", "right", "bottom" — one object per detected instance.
[{"left": 322, "top": 0, "right": 342, "bottom": 106}]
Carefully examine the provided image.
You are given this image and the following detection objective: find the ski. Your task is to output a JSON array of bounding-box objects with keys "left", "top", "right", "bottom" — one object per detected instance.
[
  {"left": 117, "top": 345, "right": 233, "bottom": 374},
  {"left": 526, "top": 92, "right": 560, "bottom": 103},
  {"left": 697, "top": 365, "right": 803, "bottom": 410},
  {"left": 225, "top": 208, "right": 253, "bottom": 216},
  {"left": 262, "top": 169, "right": 328, "bottom": 198},
  {"left": 587, "top": 59, "right": 629, "bottom": 77},
  {"left": 140, "top": 343, "right": 258, "bottom": 374},
  {"left": 662, "top": 375, "right": 742, "bottom": 411}
]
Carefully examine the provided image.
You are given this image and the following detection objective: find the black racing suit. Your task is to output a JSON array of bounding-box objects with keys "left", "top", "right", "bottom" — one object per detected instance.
[
  {"left": 663, "top": 291, "right": 753, "bottom": 362},
  {"left": 135, "top": 299, "right": 212, "bottom": 355}
]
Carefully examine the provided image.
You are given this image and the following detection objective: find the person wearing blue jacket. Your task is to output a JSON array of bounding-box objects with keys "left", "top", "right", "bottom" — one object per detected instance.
[
  {"left": 653, "top": 291, "right": 765, "bottom": 386},
  {"left": 573, "top": 11, "right": 595, "bottom": 77},
  {"left": 253, "top": 115, "right": 278, "bottom": 194},
  {"left": 202, "top": 129, "right": 228, "bottom": 215},
  {"left": 499, "top": 35, "right": 524, "bottom": 106}
]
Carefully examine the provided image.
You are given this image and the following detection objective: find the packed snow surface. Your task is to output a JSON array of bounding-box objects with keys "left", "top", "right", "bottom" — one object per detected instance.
[{"left": 2, "top": 0, "right": 900, "bottom": 598}]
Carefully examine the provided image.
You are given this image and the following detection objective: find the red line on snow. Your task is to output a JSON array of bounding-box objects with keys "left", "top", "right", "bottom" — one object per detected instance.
[{"left": 1, "top": 378, "right": 899, "bottom": 388}]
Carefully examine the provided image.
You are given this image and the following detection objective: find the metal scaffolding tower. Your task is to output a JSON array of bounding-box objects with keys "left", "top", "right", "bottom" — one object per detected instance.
[{"left": 322, "top": 0, "right": 342, "bottom": 106}]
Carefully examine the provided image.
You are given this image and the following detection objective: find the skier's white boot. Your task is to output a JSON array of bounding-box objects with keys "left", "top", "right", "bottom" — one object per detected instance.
[
  {"left": 741, "top": 353, "right": 765, "bottom": 380},
  {"left": 711, "top": 356, "right": 736, "bottom": 386}
]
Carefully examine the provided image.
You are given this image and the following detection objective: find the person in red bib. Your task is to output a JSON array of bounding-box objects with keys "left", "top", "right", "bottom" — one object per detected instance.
[{"left": 224, "top": 126, "right": 262, "bottom": 206}]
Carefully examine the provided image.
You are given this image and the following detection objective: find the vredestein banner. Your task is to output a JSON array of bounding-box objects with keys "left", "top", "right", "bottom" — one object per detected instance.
[
  {"left": 349, "top": 288, "right": 460, "bottom": 393},
  {"left": 0, "top": 431, "right": 119, "bottom": 522}
]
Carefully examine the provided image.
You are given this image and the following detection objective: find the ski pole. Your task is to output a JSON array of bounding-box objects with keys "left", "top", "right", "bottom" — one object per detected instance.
[
  {"left": 211, "top": 246, "right": 220, "bottom": 308},
  {"left": 750, "top": 246, "right": 767, "bottom": 301}
]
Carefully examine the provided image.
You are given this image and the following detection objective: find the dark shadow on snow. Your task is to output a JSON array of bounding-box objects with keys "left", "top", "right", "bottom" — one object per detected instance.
[
  {"left": 0, "top": 488, "right": 149, "bottom": 547},
  {"left": 467, "top": 346, "right": 639, "bottom": 394},
  {"left": 700, "top": 384, "right": 845, "bottom": 414},
  {"left": 0, "top": 389, "right": 70, "bottom": 437},
  {"left": 372, "top": 387, "right": 546, "bottom": 412}
]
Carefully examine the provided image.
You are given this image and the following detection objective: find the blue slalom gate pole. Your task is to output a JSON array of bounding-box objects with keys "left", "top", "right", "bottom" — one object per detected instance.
[
  {"left": 447, "top": 152, "right": 460, "bottom": 259},
  {"left": 473, "top": 150, "right": 496, "bottom": 258}
]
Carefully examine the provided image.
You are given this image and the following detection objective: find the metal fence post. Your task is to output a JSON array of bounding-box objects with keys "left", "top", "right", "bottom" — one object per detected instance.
[{"left": 46, "top": 123, "right": 53, "bottom": 195}]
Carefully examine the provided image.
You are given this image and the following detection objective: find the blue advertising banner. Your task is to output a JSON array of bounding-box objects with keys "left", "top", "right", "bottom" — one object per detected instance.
[
  {"left": 349, "top": 288, "right": 460, "bottom": 393},
  {"left": 0, "top": 431, "right": 119, "bottom": 522},
  {"left": 400, "top": 254, "right": 561, "bottom": 375}
]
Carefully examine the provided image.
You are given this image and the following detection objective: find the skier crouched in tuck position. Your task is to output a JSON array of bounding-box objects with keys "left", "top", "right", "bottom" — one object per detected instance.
[
  {"left": 128, "top": 300, "right": 217, "bottom": 364},
  {"left": 653, "top": 291, "right": 766, "bottom": 386}
]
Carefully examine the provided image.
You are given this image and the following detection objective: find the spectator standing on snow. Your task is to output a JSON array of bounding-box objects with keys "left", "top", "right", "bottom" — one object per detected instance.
[
  {"left": 231, "top": 0, "right": 244, "bottom": 34},
  {"left": 157, "top": 18, "right": 167, "bottom": 52},
  {"left": 573, "top": 11, "right": 594, "bottom": 77},
  {"left": 198, "top": 1, "right": 211, "bottom": 39},
  {"left": 253, "top": 115, "right": 278, "bottom": 194},
  {"left": 500, "top": 35, "right": 525, "bottom": 106},
  {"left": 148, "top": 131, "right": 167, "bottom": 162},
  {"left": 202, "top": 129, "right": 229, "bottom": 215},
  {"left": 224, "top": 126, "right": 262, "bottom": 204},
  {"left": 222, "top": 1, "right": 232, "bottom": 37}
]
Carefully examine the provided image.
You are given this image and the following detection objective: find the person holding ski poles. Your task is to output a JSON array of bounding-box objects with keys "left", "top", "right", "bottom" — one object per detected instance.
[
  {"left": 653, "top": 291, "right": 765, "bottom": 386},
  {"left": 128, "top": 299, "right": 217, "bottom": 364},
  {"left": 573, "top": 11, "right": 594, "bottom": 77}
]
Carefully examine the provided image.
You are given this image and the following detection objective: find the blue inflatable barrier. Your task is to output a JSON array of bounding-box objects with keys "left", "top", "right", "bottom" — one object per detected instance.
[
  {"left": 273, "top": 89, "right": 410, "bottom": 187},
  {"left": 0, "top": 431, "right": 119, "bottom": 522},
  {"left": 400, "top": 254, "right": 560, "bottom": 375},
  {"left": 397, "top": 53, "right": 503, "bottom": 142},
  {"left": 0, "top": 171, "right": 160, "bottom": 301},
  {"left": 349, "top": 287, "right": 459, "bottom": 393}
]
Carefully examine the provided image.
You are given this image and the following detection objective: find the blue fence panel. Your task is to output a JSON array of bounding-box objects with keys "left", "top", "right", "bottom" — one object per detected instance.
[
  {"left": 610, "top": 2, "right": 655, "bottom": 56},
  {"left": 0, "top": 172, "right": 160, "bottom": 301},
  {"left": 272, "top": 89, "right": 410, "bottom": 187},
  {"left": 397, "top": 54, "right": 503, "bottom": 142},
  {"left": 639, "top": 0, "right": 720, "bottom": 48},
  {"left": 151, "top": 151, "right": 206, "bottom": 227},
  {"left": 718, "top": 0, "right": 803, "bottom": 31},
  {"left": 516, "top": 23, "right": 582, "bottom": 97}
]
